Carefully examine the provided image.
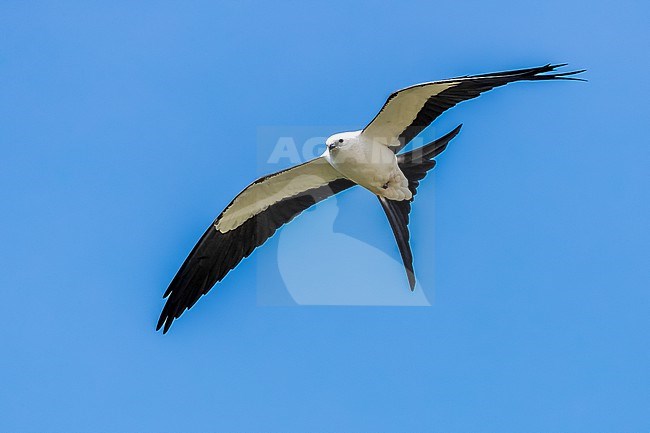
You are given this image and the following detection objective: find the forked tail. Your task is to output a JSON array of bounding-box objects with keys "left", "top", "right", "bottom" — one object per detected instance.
[{"left": 378, "top": 125, "right": 463, "bottom": 289}]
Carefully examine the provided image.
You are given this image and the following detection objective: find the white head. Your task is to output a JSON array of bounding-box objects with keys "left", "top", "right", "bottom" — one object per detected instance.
[{"left": 325, "top": 130, "right": 361, "bottom": 153}]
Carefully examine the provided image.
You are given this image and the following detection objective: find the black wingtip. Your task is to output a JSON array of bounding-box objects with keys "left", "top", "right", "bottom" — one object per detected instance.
[
  {"left": 554, "top": 68, "right": 588, "bottom": 82},
  {"left": 478, "top": 63, "right": 586, "bottom": 82},
  {"left": 155, "top": 315, "right": 166, "bottom": 333},
  {"left": 533, "top": 64, "right": 586, "bottom": 81},
  {"left": 156, "top": 302, "right": 177, "bottom": 334},
  {"left": 155, "top": 314, "right": 173, "bottom": 334}
]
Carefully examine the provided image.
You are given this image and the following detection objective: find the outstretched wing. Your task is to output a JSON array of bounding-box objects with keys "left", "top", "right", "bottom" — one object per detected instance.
[
  {"left": 361, "top": 64, "right": 584, "bottom": 152},
  {"left": 158, "top": 157, "right": 355, "bottom": 333},
  {"left": 378, "top": 125, "right": 463, "bottom": 289}
]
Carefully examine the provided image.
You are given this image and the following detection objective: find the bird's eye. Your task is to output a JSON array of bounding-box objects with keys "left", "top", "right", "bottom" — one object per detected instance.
[{"left": 338, "top": 139, "right": 344, "bottom": 143}]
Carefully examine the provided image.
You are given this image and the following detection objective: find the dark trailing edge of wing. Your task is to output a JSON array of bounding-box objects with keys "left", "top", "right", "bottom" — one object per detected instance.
[
  {"left": 396, "top": 64, "right": 584, "bottom": 150},
  {"left": 157, "top": 177, "right": 355, "bottom": 333},
  {"left": 158, "top": 126, "right": 462, "bottom": 333},
  {"left": 378, "top": 125, "right": 463, "bottom": 289}
]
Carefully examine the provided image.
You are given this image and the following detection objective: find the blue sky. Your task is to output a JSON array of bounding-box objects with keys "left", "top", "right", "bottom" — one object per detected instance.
[{"left": 1, "top": 1, "right": 649, "bottom": 432}]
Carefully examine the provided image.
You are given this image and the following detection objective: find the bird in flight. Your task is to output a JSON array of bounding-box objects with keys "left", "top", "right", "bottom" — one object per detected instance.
[{"left": 157, "top": 64, "right": 584, "bottom": 333}]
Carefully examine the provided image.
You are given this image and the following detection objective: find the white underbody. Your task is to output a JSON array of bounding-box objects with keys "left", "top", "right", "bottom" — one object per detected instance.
[{"left": 324, "top": 131, "right": 412, "bottom": 201}]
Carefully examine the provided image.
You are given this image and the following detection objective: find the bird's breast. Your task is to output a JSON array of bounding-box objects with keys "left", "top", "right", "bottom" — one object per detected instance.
[{"left": 326, "top": 141, "right": 397, "bottom": 191}]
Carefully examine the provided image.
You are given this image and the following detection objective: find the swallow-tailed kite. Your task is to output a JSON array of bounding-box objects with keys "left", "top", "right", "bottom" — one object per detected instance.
[{"left": 157, "top": 64, "right": 584, "bottom": 333}]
